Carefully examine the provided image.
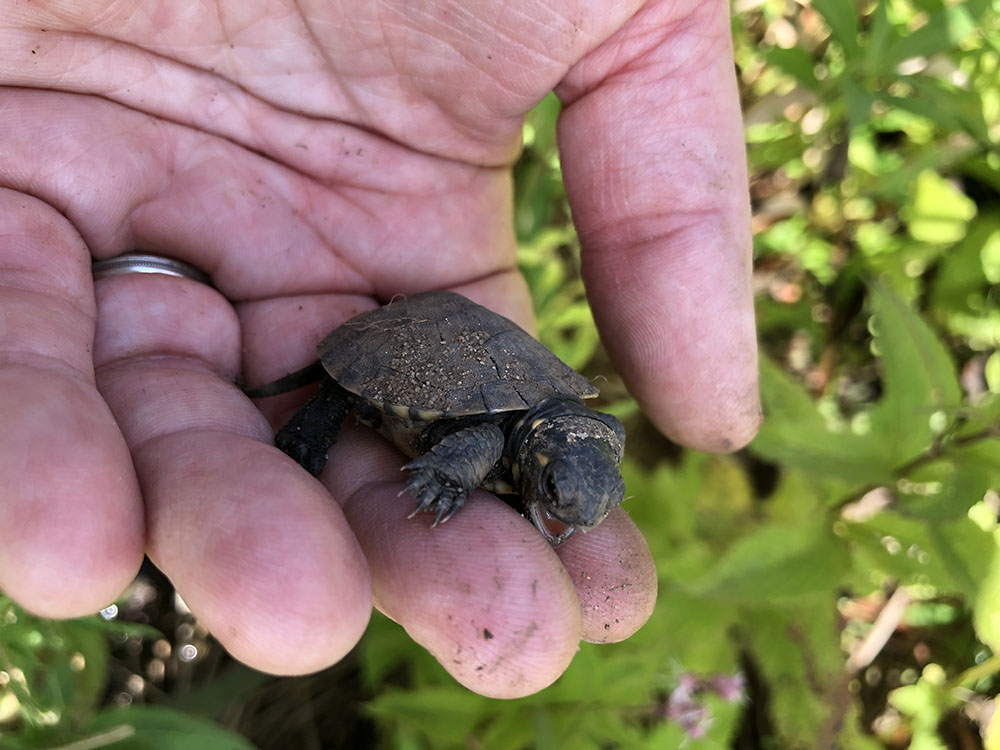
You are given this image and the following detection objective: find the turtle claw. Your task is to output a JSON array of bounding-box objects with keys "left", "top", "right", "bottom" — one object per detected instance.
[
  {"left": 407, "top": 487, "right": 437, "bottom": 519},
  {"left": 433, "top": 495, "right": 465, "bottom": 526},
  {"left": 400, "top": 422, "right": 504, "bottom": 527},
  {"left": 402, "top": 460, "right": 468, "bottom": 525}
]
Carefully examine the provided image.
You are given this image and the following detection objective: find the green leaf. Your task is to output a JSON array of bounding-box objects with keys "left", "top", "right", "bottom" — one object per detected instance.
[
  {"left": 864, "top": 0, "right": 892, "bottom": 75},
  {"left": 537, "top": 299, "right": 599, "bottom": 370},
  {"left": 740, "top": 598, "right": 856, "bottom": 747},
  {"left": 164, "top": 664, "right": 273, "bottom": 719},
  {"left": 905, "top": 170, "right": 978, "bottom": 244},
  {"left": 907, "top": 75, "right": 991, "bottom": 144},
  {"left": 365, "top": 687, "right": 489, "bottom": 744},
  {"left": 930, "top": 213, "right": 1000, "bottom": 314},
  {"left": 844, "top": 80, "right": 875, "bottom": 133},
  {"left": 764, "top": 46, "right": 821, "bottom": 92},
  {"left": 889, "top": 666, "right": 958, "bottom": 750},
  {"left": 846, "top": 515, "right": 993, "bottom": 602},
  {"left": 867, "top": 280, "right": 963, "bottom": 463},
  {"left": 877, "top": 5, "right": 977, "bottom": 71},
  {"left": 987, "top": 703, "right": 1000, "bottom": 750},
  {"left": 692, "top": 520, "right": 849, "bottom": 601},
  {"left": 85, "top": 706, "right": 257, "bottom": 750},
  {"left": 897, "top": 439, "right": 1000, "bottom": 520},
  {"left": 974, "top": 530, "right": 1000, "bottom": 653},
  {"left": 926, "top": 520, "right": 997, "bottom": 603},
  {"left": 877, "top": 75, "right": 991, "bottom": 144},
  {"left": 633, "top": 591, "right": 737, "bottom": 674},
  {"left": 981, "top": 229, "right": 1000, "bottom": 284},
  {"left": 59, "top": 621, "right": 110, "bottom": 725},
  {"left": 811, "top": 0, "right": 861, "bottom": 56},
  {"left": 751, "top": 357, "right": 891, "bottom": 484}
]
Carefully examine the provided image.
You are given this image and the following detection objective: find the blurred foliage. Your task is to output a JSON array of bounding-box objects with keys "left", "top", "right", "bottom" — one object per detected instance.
[
  {"left": 0, "top": 593, "right": 260, "bottom": 750},
  {"left": 3, "top": 1, "right": 1000, "bottom": 748}
]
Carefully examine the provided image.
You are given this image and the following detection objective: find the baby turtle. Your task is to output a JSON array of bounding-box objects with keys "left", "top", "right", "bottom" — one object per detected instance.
[{"left": 246, "top": 290, "right": 626, "bottom": 545}]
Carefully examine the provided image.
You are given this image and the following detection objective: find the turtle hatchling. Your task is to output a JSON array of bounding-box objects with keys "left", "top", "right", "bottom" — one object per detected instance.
[{"left": 245, "top": 290, "right": 626, "bottom": 545}]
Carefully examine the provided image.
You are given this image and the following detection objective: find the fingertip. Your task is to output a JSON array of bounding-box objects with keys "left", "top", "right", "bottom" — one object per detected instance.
[
  {"left": 0, "top": 369, "right": 144, "bottom": 618},
  {"left": 644, "top": 369, "right": 763, "bottom": 454},
  {"left": 141, "top": 434, "right": 372, "bottom": 676},
  {"left": 337, "top": 467, "right": 583, "bottom": 698},
  {"left": 704, "top": 394, "right": 763, "bottom": 453},
  {"left": 400, "top": 516, "right": 584, "bottom": 699},
  {"left": 583, "top": 239, "right": 761, "bottom": 454},
  {"left": 557, "top": 509, "right": 657, "bottom": 644}
]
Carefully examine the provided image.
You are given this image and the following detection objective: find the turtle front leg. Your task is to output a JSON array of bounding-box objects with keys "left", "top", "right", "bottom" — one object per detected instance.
[
  {"left": 273, "top": 380, "right": 350, "bottom": 477},
  {"left": 403, "top": 422, "right": 505, "bottom": 526}
]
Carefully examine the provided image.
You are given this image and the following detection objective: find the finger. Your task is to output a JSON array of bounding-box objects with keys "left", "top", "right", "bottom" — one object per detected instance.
[
  {"left": 555, "top": 509, "right": 657, "bottom": 643},
  {"left": 0, "top": 190, "right": 144, "bottom": 616},
  {"left": 327, "top": 426, "right": 582, "bottom": 699},
  {"left": 92, "top": 274, "right": 371, "bottom": 675},
  {"left": 556, "top": 0, "right": 760, "bottom": 452}
]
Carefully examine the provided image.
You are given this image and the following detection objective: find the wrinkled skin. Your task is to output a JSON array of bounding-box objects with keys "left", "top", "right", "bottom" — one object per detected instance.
[{"left": 0, "top": 1, "right": 760, "bottom": 697}]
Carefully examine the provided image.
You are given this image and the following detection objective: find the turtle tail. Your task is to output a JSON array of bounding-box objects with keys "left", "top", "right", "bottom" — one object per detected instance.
[{"left": 244, "top": 361, "right": 327, "bottom": 398}]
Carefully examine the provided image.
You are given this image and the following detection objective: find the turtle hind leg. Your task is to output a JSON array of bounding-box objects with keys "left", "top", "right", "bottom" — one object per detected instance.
[
  {"left": 274, "top": 380, "right": 351, "bottom": 476},
  {"left": 402, "top": 422, "right": 505, "bottom": 525}
]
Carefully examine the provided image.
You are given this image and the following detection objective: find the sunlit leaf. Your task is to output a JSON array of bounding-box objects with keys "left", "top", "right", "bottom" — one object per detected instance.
[
  {"left": 875, "top": 5, "right": 977, "bottom": 72},
  {"left": 907, "top": 75, "right": 991, "bottom": 144},
  {"left": 930, "top": 214, "right": 1000, "bottom": 314},
  {"left": 986, "top": 703, "right": 1000, "bottom": 750},
  {"left": 889, "top": 666, "right": 959, "bottom": 750},
  {"left": 973, "top": 530, "right": 1000, "bottom": 654},
  {"left": 906, "top": 170, "right": 978, "bottom": 244}
]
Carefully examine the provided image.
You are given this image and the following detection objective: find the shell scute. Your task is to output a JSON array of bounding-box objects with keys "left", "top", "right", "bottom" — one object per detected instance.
[{"left": 318, "top": 291, "right": 595, "bottom": 414}]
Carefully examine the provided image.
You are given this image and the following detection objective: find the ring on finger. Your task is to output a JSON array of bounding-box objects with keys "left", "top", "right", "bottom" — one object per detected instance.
[{"left": 92, "top": 253, "right": 212, "bottom": 287}]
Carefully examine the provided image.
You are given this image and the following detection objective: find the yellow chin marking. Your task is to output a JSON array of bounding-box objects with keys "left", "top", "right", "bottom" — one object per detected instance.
[
  {"left": 489, "top": 479, "right": 516, "bottom": 495},
  {"left": 534, "top": 452, "right": 549, "bottom": 467},
  {"left": 389, "top": 403, "right": 410, "bottom": 419}
]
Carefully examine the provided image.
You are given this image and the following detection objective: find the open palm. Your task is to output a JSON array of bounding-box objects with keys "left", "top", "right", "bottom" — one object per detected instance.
[{"left": 0, "top": 0, "right": 759, "bottom": 697}]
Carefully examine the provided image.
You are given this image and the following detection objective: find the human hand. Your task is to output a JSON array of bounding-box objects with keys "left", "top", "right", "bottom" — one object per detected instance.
[{"left": 0, "top": 0, "right": 758, "bottom": 697}]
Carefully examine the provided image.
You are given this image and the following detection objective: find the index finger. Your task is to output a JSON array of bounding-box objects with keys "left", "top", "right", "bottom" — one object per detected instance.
[{"left": 557, "top": 0, "right": 760, "bottom": 452}]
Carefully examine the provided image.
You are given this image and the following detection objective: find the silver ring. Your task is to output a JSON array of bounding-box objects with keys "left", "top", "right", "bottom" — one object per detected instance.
[{"left": 92, "top": 253, "right": 212, "bottom": 286}]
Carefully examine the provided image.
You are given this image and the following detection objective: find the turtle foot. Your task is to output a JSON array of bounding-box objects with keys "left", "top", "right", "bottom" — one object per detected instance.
[
  {"left": 275, "top": 427, "right": 328, "bottom": 477},
  {"left": 269, "top": 380, "right": 349, "bottom": 478},
  {"left": 403, "top": 458, "right": 468, "bottom": 526}
]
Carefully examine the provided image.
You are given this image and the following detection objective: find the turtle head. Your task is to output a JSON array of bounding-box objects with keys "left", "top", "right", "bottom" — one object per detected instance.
[{"left": 518, "top": 410, "right": 626, "bottom": 545}]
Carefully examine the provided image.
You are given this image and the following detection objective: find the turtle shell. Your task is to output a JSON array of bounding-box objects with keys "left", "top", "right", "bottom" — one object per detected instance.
[{"left": 317, "top": 291, "right": 598, "bottom": 417}]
